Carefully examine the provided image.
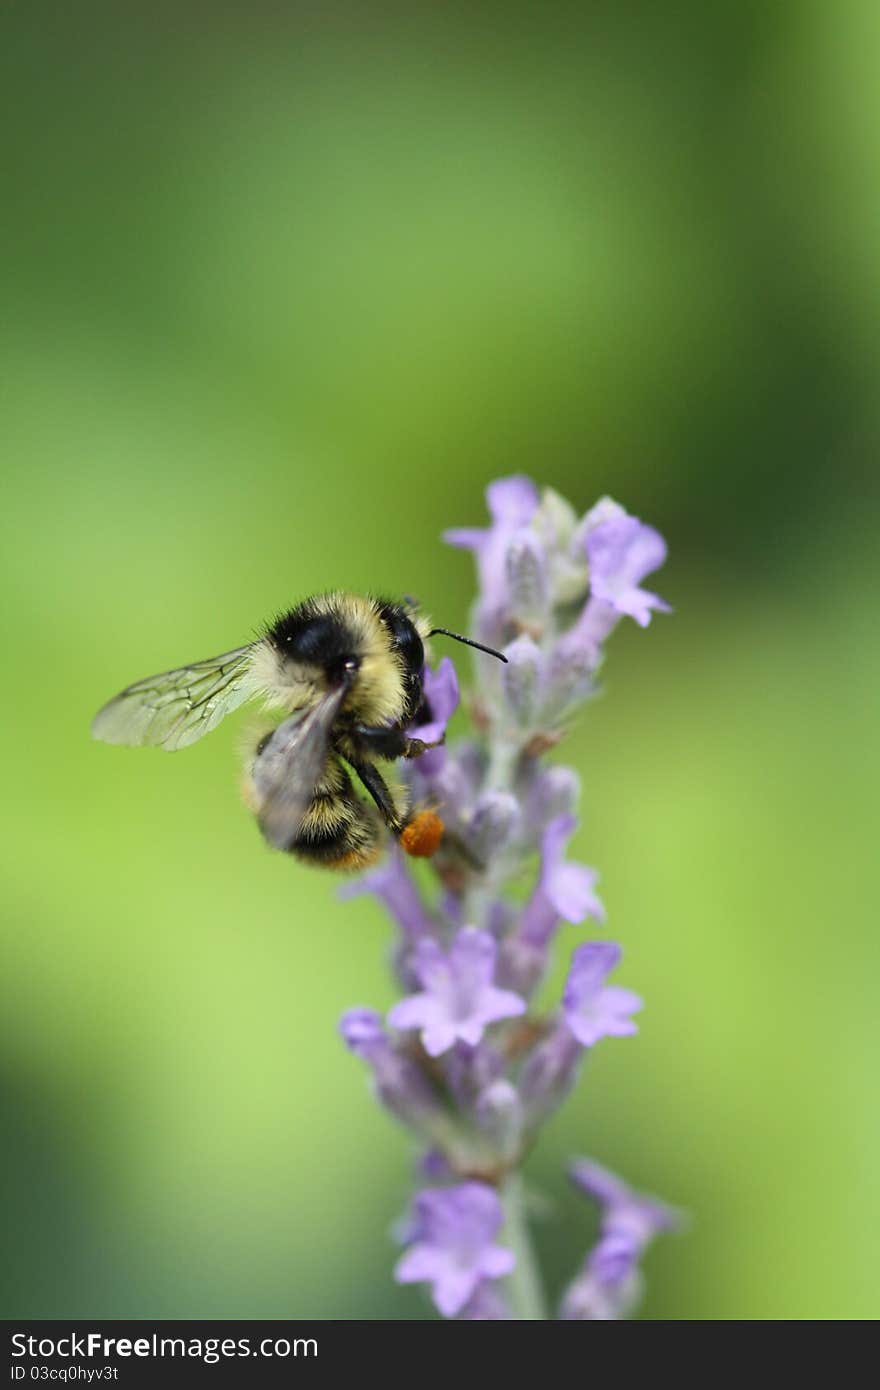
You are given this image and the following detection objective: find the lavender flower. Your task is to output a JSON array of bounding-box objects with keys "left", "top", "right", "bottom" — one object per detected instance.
[
  {"left": 395, "top": 1182, "right": 515, "bottom": 1317},
  {"left": 517, "top": 1019, "right": 582, "bottom": 1126},
  {"left": 517, "top": 945, "right": 639, "bottom": 1125},
  {"left": 340, "top": 478, "right": 679, "bottom": 1319},
  {"left": 500, "top": 816, "right": 604, "bottom": 998},
  {"left": 561, "top": 1160, "right": 681, "bottom": 1320},
  {"left": 339, "top": 1008, "right": 447, "bottom": 1140},
  {"left": 555, "top": 499, "right": 671, "bottom": 678},
  {"left": 580, "top": 504, "right": 672, "bottom": 626},
  {"left": 410, "top": 657, "right": 460, "bottom": 746},
  {"left": 569, "top": 1158, "right": 680, "bottom": 1243},
  {"left": 406, "top": 657, "right": 461, "bottom": 779},
  {"left": 562, "top": 942, "right": 642, "bottom": 1047},
  {"left": 444, "top": 475, "right": 540, "bottom": 642},
  {"left": 536, "top": 817, "right": 606, "bottom": 927},
  {"left": 388, "top": 927, "right": 526, "bottom": 1057}
]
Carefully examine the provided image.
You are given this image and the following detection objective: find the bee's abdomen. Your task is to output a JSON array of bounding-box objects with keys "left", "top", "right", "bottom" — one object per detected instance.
[{"left": 291, "top": 759, "right": 382, "bottom": 871}]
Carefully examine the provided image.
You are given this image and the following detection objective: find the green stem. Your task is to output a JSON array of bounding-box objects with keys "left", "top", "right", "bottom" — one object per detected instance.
[{"left": 501, "top": 1173, "right": 548, "bottom": 1320}]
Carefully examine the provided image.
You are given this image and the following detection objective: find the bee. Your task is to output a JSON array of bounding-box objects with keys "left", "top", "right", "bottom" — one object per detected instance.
[{"left": 91, "top": 592, "right": 505, "bottom": 871}]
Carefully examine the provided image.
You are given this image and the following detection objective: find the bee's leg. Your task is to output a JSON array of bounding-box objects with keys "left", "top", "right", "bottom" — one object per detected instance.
[
  {"left": 402, "top": 735, "right": 445, "bottom": 759},
  {"left": 350, "top": 749, "right": 482, "bottom": 871},
  {"left": 347, "top": 757, "right": 405, "bottom": 835},
  {"left": 353, "top": 724, "right": 444, "bottom": 761}
]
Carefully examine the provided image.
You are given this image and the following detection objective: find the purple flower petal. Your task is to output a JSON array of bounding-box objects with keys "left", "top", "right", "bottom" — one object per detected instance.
[
  {"left": 566, "top": 940, "right": 622, "bottom": 991},
  {"left": 456, "top": 1284, "right": 511, "bottom": 1320},
  {"left": 339, "top": 1007, "right": 384, "bottom": 1052},
  {"left": 568, "top": 1158, "right": 630, "bottom": 1208},
  {"left": 388, "top": 927, "right": 525, "bottom": 1058},
  {"left": 562, "top": 942, "right": 642, "bottom": 1048},
  {"left": 387, "top": 994, "right": 443, "bottom": 1033},
  {"left": 569, "top": 1158, "right": 682, "bottom": 1245},
  {"left": 560, "top": 1267, "right": 642, "bottom": 1320},
  {"left": 409, "top": 657, "right": 460, "bottom": 745},
  {"left": 443, "top": 527, "right": 487, "bottom": 552},
  {"left": 486, "top": 476, "right": 541, "bottom": 526},
  {"left": 589, "top": 1231, "right": 641, "bottom": 1283},
  {"left": 339, "top": 1008, "right": 445, "bottom": 1132},
  {"left": 548, "top": 501, "right": 669, "bottom": 685},
  {"left": 396, "top": 1244, "right": 442, "bottom": 1284},
  {"left": 421, "top": 1021, "right": 461, "bottom": 1058},
  {"left": 433, "top": 1267, "right": 484, "bottom": 1318},
  {"left": 550, "top": 862, "right": 605, "bottom": 925},
  {"left": 539, "top": 816, "right": 605, "bottom": 924},
  {"left": 515, "top": 816, "right": 605, "bottom": 965},
  {"left": 442, "top": 469, "right": 539, "bottom": 556},
  {"left": 584, "top": 510, "right": 671, "bottom": 628},
  {"left": 481, "top": 1246, "right": 516, "bottom": 1280},
  {"left": 395, "top": 1182, "right": 515, "bottom": 1319},
  {"left": 443, "top": 476, "right": 540, "bottom": 637},
  {"left": 561, "top": 1158, "right": 680, "bottom": 1320}
]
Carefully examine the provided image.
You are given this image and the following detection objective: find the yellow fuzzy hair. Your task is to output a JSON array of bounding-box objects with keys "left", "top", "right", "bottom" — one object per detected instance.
[{"left": 248, "top": 592, "right": 430, "bottom": 726}]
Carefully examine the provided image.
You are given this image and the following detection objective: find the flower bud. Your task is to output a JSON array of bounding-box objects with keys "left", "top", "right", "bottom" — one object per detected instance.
[
  {"left": 502, "top": 635, "right": 543, "bottom": 727},
  {"left": 496, "top": 933, "right": 548, "bottom": 998},
  {"left": 339, "top": 1009, "right": 446, "bottom": 1137},
  {"left": 522, "top": 765, "right": 580, "bottom": 837},
  {"left": 518, "top": 1020, "right": 583, "bottom": 1126},
  {"left": 475, "top": 1079, "right": 523, "bottom": 1163},
  {"left": 505, "top": 531, "right": 548, "bottom": 625},
  {"left": 443, "top": 1039, "right": 505, "bottom": 1112},
  {"left": 540, "top": 629, "right": 603, "bottom": 721},
  {"left": 468, "top": 790, "right": 520, "bottom": 860}
]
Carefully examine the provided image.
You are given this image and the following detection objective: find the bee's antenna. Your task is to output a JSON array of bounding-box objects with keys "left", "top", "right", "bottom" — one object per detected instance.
[{"left": 427, "top": 628, "right": 508, "bottom": 664}]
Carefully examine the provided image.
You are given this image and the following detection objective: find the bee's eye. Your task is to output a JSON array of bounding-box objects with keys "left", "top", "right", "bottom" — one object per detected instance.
[
  {"left": 281, "top": 615, "right": 336, "bottom": 661},
  {"left": 377, "top": 605, "right": 424, "bottom": 676},
  {"left": 272, "top": 611, "right": 358, "bottom": 677}
]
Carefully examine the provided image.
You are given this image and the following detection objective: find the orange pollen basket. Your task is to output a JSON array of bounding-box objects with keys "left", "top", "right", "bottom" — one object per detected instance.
[{"left": 400, "top": 809, "right": 445, "bottom": 859}]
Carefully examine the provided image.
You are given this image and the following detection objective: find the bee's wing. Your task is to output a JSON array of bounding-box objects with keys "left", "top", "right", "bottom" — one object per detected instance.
[
  {"left": 91, "top": 645, "right": 258, "bottom": 751},
  {"left": 253, "top": 686, "right": 349, "bottom": 851}
]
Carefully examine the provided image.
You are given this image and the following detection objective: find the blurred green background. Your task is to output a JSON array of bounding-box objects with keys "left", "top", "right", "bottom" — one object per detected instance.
[{"left": 2, "top": 2, "right": 878, "bottom": 1320}]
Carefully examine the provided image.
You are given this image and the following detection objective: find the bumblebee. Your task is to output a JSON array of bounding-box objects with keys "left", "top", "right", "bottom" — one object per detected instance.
[{"left": 91, "top": 592, "right": 504, "bottom": 870}]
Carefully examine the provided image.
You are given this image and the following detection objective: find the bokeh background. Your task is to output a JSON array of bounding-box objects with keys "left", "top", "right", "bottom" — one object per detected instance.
[{"left": 2, "top": 2, "right": 878, "bottom": 1320}]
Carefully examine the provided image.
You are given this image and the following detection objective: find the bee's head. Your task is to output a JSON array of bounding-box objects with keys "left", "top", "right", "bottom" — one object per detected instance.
[{"left": 268, "top": 595, "right": 427, "bottom": 726}]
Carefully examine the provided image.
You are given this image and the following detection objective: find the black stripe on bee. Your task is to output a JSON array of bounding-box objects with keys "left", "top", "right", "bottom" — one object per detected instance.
[
  {"left": 291, "top": 816, "right": 380, "bottom": 867},
  {"left": 268, "top": 600, "right": 361, "bottom": 679},
  {"left": 291, "top": 764, "right": 382, "bottom": 867}
]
